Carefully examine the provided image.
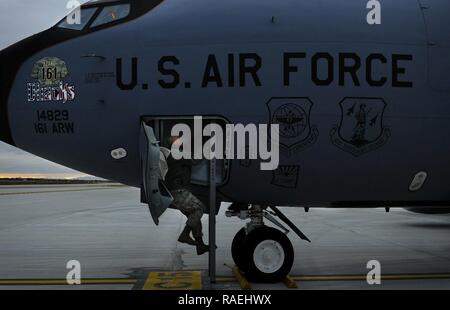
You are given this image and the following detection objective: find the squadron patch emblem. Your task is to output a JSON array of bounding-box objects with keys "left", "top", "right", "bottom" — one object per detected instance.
[
  {"left": 28, "top": 57, "right": 75, "bottom": 103},
  {"left": 31, "top": 57, "right": 69, "bottom": 86},
  {"left": 267, "top": 97, "right": 318, "bottom": 156},
  {"left": 330, "top": 97, "right": 390, "bottom": 156}
]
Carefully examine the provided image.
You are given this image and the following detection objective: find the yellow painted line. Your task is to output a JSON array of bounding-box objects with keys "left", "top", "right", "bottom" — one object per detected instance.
[
  {"left": 294, "top": 275, "right": 366, "bottom": 281},
  {"left": 215, "top": 277, "right": 236, "bottom": 283},
  {"left": 0, "top": 187, "right": 122, "bottom": 196},
  {"left": 231, "top": 266, "right": 251, "bottom": 290},
  {"left": 143, "top": 271, "right": 202, "bottom": 290},
  {"left": 382, "top": 274, "right": 450, "bottom": 280},
  {"left": 215, "top": 273, "right": 450, "bottom": 284},
  {"left": 1, "top": 272, "right": 450, "bottom": 287},
  {"left": 292, "top": 273, "right": 450, "bottom": 282},
  {"left": 82, "top": 279, "right": 136, "bottom": 284},
  {"left": 0, "top": 279, "right": 137, "bottom": 285}
]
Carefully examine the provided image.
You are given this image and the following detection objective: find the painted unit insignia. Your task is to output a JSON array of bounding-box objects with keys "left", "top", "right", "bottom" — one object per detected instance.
[
  {"left": 267, "top": 97, "right": 318, "bottom": 156},
  {"left": 28, "top": 57, "right": 75, "bottom": 103},
  {"left": 330, "top": 97, "right": 390, "bottom": 156},
  {"left": 271, "top": 165, "right": 299, "bottom": 188},
  {"left": 31, "top": 57, "right": 68, "bottom": 86}
]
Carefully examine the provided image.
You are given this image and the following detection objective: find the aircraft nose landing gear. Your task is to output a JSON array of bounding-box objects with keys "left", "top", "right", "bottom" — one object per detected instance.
[{"left": 226, "top": 205, "right": 309, "bottom": 283}]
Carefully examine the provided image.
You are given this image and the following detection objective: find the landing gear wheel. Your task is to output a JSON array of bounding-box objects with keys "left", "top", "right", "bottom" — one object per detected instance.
[
  {"left": 231, "top": 228, "right": 248, "bottom": 271},
  {"left": 243, "top": 226, "right": 294, "bottom": 283}
]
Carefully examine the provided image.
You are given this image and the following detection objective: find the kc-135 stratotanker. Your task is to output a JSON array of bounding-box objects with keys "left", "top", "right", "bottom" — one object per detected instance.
[{"left": 1, "top": 0, "right": 449, "bottom": 282}]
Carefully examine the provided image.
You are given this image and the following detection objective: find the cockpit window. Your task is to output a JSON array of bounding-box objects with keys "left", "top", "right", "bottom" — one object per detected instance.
[
  {"left": 57, "top": 7, "right": 97, "bottom": 31},
  {"left": 90, "top": 4, "right": 131, "bottom": 28}
]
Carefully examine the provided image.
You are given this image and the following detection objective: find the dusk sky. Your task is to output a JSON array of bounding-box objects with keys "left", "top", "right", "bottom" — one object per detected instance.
[{"left": 0, "top": 0, "right": 90, "bottom": 179}]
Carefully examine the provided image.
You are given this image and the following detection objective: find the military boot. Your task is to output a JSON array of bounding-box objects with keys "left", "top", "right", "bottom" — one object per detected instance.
[
  {"left": 194, "top": 237, "right": 210, "bottom": 255},
  {"left": 178, "top": 226, "right": 197, "bottom": 246}
]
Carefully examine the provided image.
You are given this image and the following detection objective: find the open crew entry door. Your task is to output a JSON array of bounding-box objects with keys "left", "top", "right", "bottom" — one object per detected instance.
[
  {"left": 140, "top": 122, "right": 173, "bottom": 225},
  {"left": 140, "top": 116, "right": 229, "bottom": 224}
]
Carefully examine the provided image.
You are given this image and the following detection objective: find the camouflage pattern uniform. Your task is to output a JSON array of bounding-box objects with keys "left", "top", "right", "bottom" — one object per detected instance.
[
  {"left": 171, "top": 188, "right": 205, "bottom": 238},
  {"left": 164, "top": 155, "right": 205, "bottom": 239}
]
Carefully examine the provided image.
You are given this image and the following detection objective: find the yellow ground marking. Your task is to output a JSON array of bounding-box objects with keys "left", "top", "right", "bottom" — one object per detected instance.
[
  {"left": 0, "top": 279, "right": 136, "bottom": 285},
  {"left": 292, "top": 273, "right": 450, "bottom": 282},
  {"left": 231, "top": 266, "right": 251, "bottom": 290},
  {"left": 283, "top": 276, "right": 298, "bottom": 288},
  {"left": 143, "top": 271, "right": 202, "bottom": 290},
  {"left": 0, "top": 186, "right": 124, "bottom": 196},
  {"left": 215, "top": 277, "right": 236, "bottom": 283},
  {"left": 218, "top": 272, "right": 450, "bottom": 286},
  {"left": 1, "top": 272, "right": 450, "bottom": 287}
]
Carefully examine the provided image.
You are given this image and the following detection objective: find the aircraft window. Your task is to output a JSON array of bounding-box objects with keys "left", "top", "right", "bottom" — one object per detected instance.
[
  {"left": 90, "top": 4, "right": 131, "bottom": 28},
  {"left": 57, "top": 7, "right": 97, "bottom": 31}
]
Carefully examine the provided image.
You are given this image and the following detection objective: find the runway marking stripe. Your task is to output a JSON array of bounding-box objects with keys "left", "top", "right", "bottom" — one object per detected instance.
[
  {"left": 143, "top": 271, "right": 202, "bottom": 290},
  {"left": 0, "top": 279, "right": 137, "bottom": 285},
  {"left": 292, "top": 273, "right": 450, "bottom": 281},
  {"left": 1, "top": 272, "right": 450, "bottom": 287},
  {"left": 0, "top": 187, "right": 124, "bottom": 196}
]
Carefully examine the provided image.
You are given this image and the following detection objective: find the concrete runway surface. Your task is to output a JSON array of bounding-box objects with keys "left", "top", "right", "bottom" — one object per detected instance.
[{"left": 1, "top": 184, "right": 450, "bottom": 290}]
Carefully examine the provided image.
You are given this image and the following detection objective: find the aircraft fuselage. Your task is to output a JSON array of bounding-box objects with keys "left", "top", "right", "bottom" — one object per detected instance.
[{"left": 1, "top": 0, "right": 449, "bottom": 207}]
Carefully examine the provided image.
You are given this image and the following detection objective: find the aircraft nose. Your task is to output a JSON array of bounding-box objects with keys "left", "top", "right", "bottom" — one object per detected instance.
[
  {"left": 0, "top": 26, "right": 61, "bottom": 148},
  {"left": 0, "top": 49, "right": 15, "bottom": 146},
  {"left": 0, "top": 53, "right": 5, "bottom": 140}
]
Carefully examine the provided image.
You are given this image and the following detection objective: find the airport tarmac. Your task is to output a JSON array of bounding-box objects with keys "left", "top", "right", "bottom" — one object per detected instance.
[{"left": 1, "top": 184, "right": 450, "bottom": 290}]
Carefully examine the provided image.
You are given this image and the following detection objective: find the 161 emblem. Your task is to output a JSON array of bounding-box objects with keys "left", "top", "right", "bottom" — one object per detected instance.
[{"left": 31, "top": 57, "right": 69, "bottom": 87}]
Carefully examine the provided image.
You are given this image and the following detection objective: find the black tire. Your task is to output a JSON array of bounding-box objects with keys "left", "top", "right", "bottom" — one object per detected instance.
[
  {"left": 243, "top": 226, "right": 294, "bottom": 283},
  {"left": 231, "top": 228, "right": 248, "bottom": 271}
]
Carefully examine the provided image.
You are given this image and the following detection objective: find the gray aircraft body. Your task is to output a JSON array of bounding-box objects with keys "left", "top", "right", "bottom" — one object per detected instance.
[{"left": 1, "top": 0, "right": 449, "bottom": 281}]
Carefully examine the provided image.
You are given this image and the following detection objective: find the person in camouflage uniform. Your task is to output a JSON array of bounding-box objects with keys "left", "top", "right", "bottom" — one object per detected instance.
[{"left": 160, "top": 137, "right": 210, "bottom": 255}]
